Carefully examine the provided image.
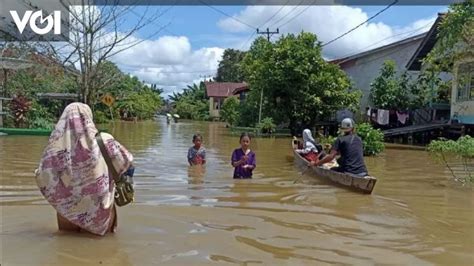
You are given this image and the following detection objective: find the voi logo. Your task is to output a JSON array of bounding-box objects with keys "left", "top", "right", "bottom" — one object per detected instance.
[{"left": 9, "top": 10, "right": 61, "bottom": 35}]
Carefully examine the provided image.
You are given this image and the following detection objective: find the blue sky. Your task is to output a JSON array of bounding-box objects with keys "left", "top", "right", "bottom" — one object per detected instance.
[
  {"left": 109, "top": 5, "right": 448, "bottom": 94},
  {"left": 128, "top": 5, "right": 446, "bottom": 48}
]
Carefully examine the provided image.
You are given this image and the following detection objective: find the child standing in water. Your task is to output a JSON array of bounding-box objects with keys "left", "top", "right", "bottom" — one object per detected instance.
[
  {"left": 231, "top": 132, "right": 256, "bottom": 179},
  {"left": 188, "top": 134, "right": 206, "bottom": 166}
]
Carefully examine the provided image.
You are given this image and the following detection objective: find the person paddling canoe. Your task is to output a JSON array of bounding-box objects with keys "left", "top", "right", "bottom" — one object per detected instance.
[{"left": 313, "top": 118, "right": 368, "bottom": 177}]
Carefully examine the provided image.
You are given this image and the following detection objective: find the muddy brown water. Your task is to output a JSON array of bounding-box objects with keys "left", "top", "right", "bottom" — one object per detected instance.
[{"left": 1, "top": 118, "right": 472, "bottom": 265}]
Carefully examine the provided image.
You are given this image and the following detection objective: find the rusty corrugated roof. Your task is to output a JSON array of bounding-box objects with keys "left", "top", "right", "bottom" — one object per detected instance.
[{"left": 204, "top": 82, "right": 248, "bottom": 97}]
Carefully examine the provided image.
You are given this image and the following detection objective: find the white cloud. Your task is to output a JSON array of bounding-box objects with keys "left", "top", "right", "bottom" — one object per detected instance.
[
  {"left": 217, "top": 5, "right": 436, "bottom": 59},
  {"left": 113, "top": 36, "right": 192, "bottom": 67},
  {"left": 110, "top": 35, "right": 224, "bottom": 97}
]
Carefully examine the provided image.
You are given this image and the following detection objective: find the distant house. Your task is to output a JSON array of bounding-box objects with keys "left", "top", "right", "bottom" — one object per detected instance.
[
  {"left": 330, "top": 33, "right": 426, "bottom": 113},
  {"left": 407, "top": 13, "right": 473, "bottom": 126},
  {"left": 204, "top": 82, "right": 248, "bottom": 119}
]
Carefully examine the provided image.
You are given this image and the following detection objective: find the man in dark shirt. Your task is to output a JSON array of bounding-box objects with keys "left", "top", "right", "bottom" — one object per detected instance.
[{"left": 313, "top": 118, "right": 368, "bottom": 176}]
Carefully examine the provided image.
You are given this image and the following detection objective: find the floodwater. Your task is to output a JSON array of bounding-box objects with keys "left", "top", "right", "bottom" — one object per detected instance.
[{"left": 1, "top": 118, "right": 472, "bottom": 265}]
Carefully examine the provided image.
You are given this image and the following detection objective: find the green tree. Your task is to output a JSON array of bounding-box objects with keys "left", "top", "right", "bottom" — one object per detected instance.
[
  {"left": 116, "top": 87, "right": 163, "bottom": 120},
  {"left": 241, "top": 33, "right": 360, "bottom": 130},
  {"left": 424, "top": 1, "right": 473, "bottom": 72},
  {"left": 409, "top": 70, "right": 450, "bottom": 108},
  {"left": 215, "top": 49, "right": 246, "bottom": 82},
  {"left": 369, "top": 60, "right": 411, "bottom": 110},
  {"left": 172, "top": 82, "right": 209, "bottom": 120},
  {"left": 88, "top": 61, "right": 164, "bottom": 121},
  {"left": 220, "top": 97, "right": 240, "bottom": 125},
  {"left": 6, "top": 45, "right": 77, "bottom": 98},
  {"left": 412, "top": 2, "right": 473, "bottom": 109}
]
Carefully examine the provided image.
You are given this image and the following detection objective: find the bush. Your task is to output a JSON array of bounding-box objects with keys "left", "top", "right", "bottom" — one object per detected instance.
[
  {"left": 317, "top": 135, "right": 336, "bottom": 153},
  {"left": 93, "top": 110, "right": 109, "bottom": 124},
  {"left": 26, "top": 101, "right": 55, "bottom": 129},
  {"left": 428, "top": 136, "right": 474, "bottom": 183},
  {"left": 257, "top": 117, "right": 276, "bottom": 134},
  {"left": 9, "top": 94, "right": 32, "bottom": 128},
  {"left": 29, "top": 117, "right": 55, "bottom": 130},
  {"left": 220, "top": 97, "right": 240, "bottom": 125},
  {"left": 356, "top": 123, "right": 385, "bottom": 156}
]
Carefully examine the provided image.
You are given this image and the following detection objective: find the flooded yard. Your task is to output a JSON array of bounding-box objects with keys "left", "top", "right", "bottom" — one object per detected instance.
[{"left": 1, "top": 118, "right": 472, "bottom": 265}]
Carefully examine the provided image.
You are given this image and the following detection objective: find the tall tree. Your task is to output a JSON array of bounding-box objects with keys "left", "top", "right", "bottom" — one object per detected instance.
[
  {"left": 215, "top": 49, "right": 246, "bottom": 82},
  {"left": 40, "top": 2, "right": 167, "bottom": 105},
  {"left": 241, "top": 33, "right": 360, "bottom": 130},
  {"left": 172, "top": 82, "right": 209, "bottom": 120}
]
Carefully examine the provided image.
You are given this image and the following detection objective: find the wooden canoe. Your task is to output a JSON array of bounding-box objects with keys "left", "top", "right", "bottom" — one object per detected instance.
[
  {"left": 292, "top": 139, "right": 377, "bottom": 194},
  {"left": 0, "top": 128, "right": 52, "bottom": 136}
]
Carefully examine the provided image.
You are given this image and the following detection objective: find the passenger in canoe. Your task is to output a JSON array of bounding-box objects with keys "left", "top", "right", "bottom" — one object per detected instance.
[
  {"left": 295, "top": 129, "right": 324, "bottom": 163},
  {"left": 188, "top": 134, "right": 206, "bottom": 165},
  {"left": 231, "top": 132, "right": 256, "bottom": 179},
  {"left": 314, "top": 118, "right": 368, "bottom": 177}
]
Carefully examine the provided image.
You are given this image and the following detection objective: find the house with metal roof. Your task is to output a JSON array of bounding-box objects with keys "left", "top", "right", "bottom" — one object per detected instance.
[
  {"left": 204, "top": 81, "right": 249, "bottom": 119},
  {"left": 330, "top": 33, "right": 427, "bottom": 113}
]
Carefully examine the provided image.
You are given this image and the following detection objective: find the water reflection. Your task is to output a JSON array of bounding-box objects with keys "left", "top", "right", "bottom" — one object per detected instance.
[{"left": 187, "top": 165, "right": 205, "bottom": 184}]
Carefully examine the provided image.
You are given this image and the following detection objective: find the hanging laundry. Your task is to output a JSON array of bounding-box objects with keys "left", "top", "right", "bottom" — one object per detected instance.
[
  {"left": 371, "top": 108, "right": 378, "bottom": 123},
  {"left": 366, "top": 107, "right": 371, "bottom": 122},
  {"left": 397, "top": 111, "right": 409, "bottom": 125},
  {"left": 377, "top": 109, "right": 389, "bottom": 125}
]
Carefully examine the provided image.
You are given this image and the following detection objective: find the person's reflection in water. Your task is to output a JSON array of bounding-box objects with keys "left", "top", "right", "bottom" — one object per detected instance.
[
  {"left": 45, "top": 232, "right": 132, "bottom": 265},
  {"left": 188, "top": 165, "right": 206, "bottom": 185},
  {"left": 230, "top": 180, "right": 250, "bottom": 208}
]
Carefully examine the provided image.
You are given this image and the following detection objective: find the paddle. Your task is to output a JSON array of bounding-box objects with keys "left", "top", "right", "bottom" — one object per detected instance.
[{"left": 293, "top": 165, "right": 312, "bottom": 184}]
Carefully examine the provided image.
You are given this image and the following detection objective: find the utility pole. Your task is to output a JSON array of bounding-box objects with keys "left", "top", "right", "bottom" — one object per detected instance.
[
  {"left": 257, "top": 28, "right": 279, "bottom": 42},
  {"left": 199, "top": 74, "right": 212, "bottom": 82},
  {"left": 256, "top": 28, "right": 279, "bottom": 124}
]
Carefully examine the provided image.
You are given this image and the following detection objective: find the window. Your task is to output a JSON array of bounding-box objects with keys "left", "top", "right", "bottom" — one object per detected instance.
[{"left": 457, "top": 62, "right": 474, "bottom": 102}]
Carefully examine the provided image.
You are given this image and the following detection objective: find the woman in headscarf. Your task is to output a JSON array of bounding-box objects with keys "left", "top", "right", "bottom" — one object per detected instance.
[
  {"left": 35, "top": 102, "right": 133, "bottom": 236},
  {"left": 295, "top": 129, "right": 321, "bottom": 164}
]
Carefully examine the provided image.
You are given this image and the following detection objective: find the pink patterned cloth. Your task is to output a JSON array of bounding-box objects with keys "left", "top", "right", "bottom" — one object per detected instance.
[{"left": 35, "top": 103, "right": 133, "bottom": 236}]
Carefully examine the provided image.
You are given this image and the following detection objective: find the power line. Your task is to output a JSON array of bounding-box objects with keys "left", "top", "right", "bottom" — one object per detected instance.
[
  {"left": 259, "top": 1, "right": 291, "bottom": 29},
  {"left": 269, "top": 0, "right": 306, "bottom": 28},
  {"left": 239, "top": 31, "right": 257, "bottom": 50},
  {"left": 158, "top": 69, "right": 217, "bottom": 74},
  {"left": 321, "top": 0, "right": 398, "bottom": 47},
  {"left": 239, "top": 3, "right": 290, "bottom": 50},
  {"left": 198, "top": 0, "right": 257, "bottom": 30},
  {"left": 334, "top": 22, "right": 433, "bottom": 61},
  {"left": 137, "top": 26, "right": 431, "bottom": 76},
  {"left": 277, "top": 0, "right": 317, "bottom": 29}
]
